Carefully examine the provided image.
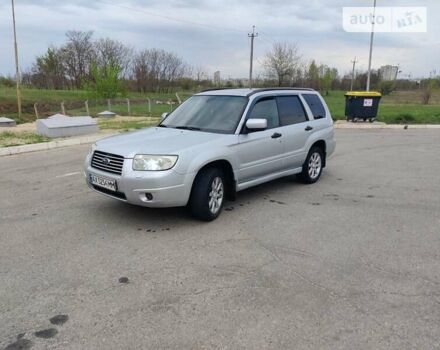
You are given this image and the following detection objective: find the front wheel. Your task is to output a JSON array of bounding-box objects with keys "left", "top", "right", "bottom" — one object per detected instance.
[
  {"left": 188, "top": 168, "right": 225, "bottom": 221},
  {"left": 297, "top": 147, "right": 324, "bottom": 184}
]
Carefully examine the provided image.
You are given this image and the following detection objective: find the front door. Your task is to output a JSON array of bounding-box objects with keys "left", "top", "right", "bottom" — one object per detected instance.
[{"left": 235, "top": 97, "right": 284, "bottom": 183}]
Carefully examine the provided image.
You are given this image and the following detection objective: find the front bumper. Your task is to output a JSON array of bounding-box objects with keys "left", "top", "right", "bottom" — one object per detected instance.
[{"left": 84, "top": 154, "right": 194, "bottom": 208}]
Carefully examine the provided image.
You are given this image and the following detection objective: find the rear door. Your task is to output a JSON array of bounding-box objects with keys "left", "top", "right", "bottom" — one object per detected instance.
[
  {"left": 302, "top": 93, "right": 331, "bottom": 131},
  {"left": 276, "top": 95, "right": 312, "bottom": 169},
  {"left": 236, "top": 96, "right": 285, "bottom": 183}
]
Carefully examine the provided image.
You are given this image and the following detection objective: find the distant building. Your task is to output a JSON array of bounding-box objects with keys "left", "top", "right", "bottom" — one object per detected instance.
[
  {"left": 379, "top": 65, "right": 399, "bottom": 81},
  {"left": 213, "top": 71, "right": 221, "bottom": 86}
]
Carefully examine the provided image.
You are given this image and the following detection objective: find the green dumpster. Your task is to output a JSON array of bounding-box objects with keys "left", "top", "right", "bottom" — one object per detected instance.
[{"left": 345, "top": 91, "right": 382, "bottom": 122}]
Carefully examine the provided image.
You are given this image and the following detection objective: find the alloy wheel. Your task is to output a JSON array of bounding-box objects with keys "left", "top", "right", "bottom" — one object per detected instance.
[
  {"left": 208, "top": 176, "right": 224, "bottom": 214},
  {"left": 308, "top": 152, "right": 322, "bottom": 180}
]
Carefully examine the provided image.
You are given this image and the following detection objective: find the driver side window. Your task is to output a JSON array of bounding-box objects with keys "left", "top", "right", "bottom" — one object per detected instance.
[{"left": 248, "top": 98, "right": 279, "bottom": 129}]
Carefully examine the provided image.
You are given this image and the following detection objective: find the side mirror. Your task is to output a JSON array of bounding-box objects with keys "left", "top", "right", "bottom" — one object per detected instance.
[
  {"left": 161, "top": 112, "right": 168, "bottom": 120},
  {"left": 246, "top": 118, "right": 267, "bottom": 131}
]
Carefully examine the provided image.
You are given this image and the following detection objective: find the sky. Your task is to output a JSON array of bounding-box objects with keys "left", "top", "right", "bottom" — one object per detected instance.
[{"left": 0, "top": 0, "right": 439, "bottom": 80}]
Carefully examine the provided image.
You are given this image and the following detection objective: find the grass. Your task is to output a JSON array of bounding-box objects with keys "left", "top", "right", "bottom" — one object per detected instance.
[
  {"left": 0, "top": 118, "right": 162, "bottom": 148},
  {"left": 98, "top": 117, "right": 160, "bottom": 131},
  {"left": 0, "top": 86, "right": 192, "bottom": 103},
  {"left": 0, "top": 131, "right": 49, "bottom": 147},
  {"left": 69, "top": 102, "right": 172, "bottom": 118},
  {"left": 0, "top": 86, "right": 193, "bottom": 123},
  {"left": 1, "top": 86, "right": 440, "bottom": 124}
]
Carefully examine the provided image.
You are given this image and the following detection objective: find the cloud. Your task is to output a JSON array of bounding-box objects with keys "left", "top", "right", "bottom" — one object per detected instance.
[{"left": 0, "top": 0, "right": 438, "bottom": 79}]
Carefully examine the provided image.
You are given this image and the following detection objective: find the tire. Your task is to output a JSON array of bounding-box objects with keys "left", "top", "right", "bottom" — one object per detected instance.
[
  {"left": 188, "top": 167, "right": 225, "bottom": 221},
  {"left": 297, "top": 147, "right": 324, "bottom": 184}
]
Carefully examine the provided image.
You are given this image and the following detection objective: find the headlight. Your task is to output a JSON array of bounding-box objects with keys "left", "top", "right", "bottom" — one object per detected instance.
[
  {"left": 133, "top": 155, "right": 178, "bottom": 171},
  {"left": 88, "top": 143, "right": 97, "bottom": 155}
]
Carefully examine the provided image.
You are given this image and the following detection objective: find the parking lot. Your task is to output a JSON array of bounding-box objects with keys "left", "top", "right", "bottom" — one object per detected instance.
[{"left": 1, "top": 129, "right": 440, "bottom": 350}]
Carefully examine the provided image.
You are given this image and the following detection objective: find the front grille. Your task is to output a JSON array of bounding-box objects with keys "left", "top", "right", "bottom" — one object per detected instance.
[{"left": 91, "top": 151, "right": 124, "bottom": 175}]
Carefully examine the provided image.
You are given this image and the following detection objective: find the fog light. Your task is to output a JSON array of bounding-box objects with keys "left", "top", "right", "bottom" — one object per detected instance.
[{"left": 145, "top": 193, "right": 153, "bottom": 201}]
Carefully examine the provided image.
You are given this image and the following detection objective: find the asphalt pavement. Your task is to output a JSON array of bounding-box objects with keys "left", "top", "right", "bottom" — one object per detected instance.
[{"left": 1, "top": 129, "right": 439, "bottom": 350}]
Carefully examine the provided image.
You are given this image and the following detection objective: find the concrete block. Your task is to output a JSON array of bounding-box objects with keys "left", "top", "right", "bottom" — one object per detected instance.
[
  {"left": 0, "top": 117, "right": 17, "bottom": 127},
  {"left": 36, "top": 116, "right": 99, "bottom": 138},
  {"left": 48, "top": 113, "right": 70, "bottom": 119},
  {"left": 97, "top": 110, "right": 116, "bottom": 118}
]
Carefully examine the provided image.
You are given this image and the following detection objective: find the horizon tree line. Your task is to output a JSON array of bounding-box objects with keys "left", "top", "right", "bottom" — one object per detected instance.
[{"left": 0, "top": 30, "right": 437, "bottom": 101}]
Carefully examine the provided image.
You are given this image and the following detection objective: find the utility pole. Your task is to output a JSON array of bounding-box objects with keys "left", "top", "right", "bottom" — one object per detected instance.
[
  {"left": 11, "top": 0, "right": 22, "bottom": 119},
  {"left": 248, "top": 25, "right": 258, "bottom": 88},
  {"left": 394, "top": 64, "right": 400, "bottom": 81},
  {"left": 350, "top": 57, "right": 358, "bottom": 91},
  {"left": 366, "top": 0, "right": 377, "bottom": 91}
]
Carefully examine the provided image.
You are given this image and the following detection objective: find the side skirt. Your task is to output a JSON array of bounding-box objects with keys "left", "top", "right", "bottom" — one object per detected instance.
[{"left": 236, "top": 167, "right": 303, "bottom": 192}]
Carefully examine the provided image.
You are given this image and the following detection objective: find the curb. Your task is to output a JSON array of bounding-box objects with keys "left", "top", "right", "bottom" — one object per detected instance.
[
  {"left": 334, "top": 123, "right": 440, "bottom": 130},
  {"left": 0, "top": 132, "right": 117, "bottom": 157}
]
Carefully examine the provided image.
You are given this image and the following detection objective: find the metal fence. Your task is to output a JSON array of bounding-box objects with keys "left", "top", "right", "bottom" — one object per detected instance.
[{"left": 31, "top": 93, "right": 189, "bottom": 119}]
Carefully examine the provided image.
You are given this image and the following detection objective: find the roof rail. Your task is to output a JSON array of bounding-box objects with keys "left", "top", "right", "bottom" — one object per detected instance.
[
  {"left": 200, "top": 87, "right": 238, "bottom": 93},
  {"left": 247, "top": 87, "right": 315, "bottom": 97}
]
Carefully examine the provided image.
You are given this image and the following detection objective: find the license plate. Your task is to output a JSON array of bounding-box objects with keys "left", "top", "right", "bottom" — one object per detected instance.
[{"left": 89, "top": 174, "right": 117, "bottom": 191}]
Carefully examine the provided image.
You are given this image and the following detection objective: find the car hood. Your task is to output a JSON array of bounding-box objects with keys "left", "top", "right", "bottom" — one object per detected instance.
[{"left": 96, "top": 127, "right": 226, "bottom": 158}]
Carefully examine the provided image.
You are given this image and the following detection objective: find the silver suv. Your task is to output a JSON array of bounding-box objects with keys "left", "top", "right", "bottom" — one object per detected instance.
[{"left": 84, "top": 88, "right": 335, "bottom": 221}]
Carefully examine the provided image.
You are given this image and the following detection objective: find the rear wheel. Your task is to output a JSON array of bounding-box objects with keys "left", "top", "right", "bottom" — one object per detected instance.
[
  {"left": 297, "top": 147, "right": 324, "bottom": 184},
  {"left": 188, "top": 168, "right": 225, "bottom": 221}
]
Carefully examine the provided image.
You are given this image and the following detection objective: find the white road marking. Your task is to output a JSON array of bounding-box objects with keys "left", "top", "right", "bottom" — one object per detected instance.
[{"left": 56, "top": 171, "right": 81, "bottom": 178}]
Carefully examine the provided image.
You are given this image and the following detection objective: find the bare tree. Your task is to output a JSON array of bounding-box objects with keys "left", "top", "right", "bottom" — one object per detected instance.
[
  {"left": 194, "top": 65, "right": 208, "bottom": 82},
  {"left": 60, "top": 30, "right": 95, "bottom": 88},
  {"left": 132, "top": 49, "right": 187, "bottom": 92},
  {"left": 94, "top": 38, "right": 133, "bottom": 77},
  {"left": 132, "top": 49, "right": 159, "bottom": 92},
  {"left": 263, "top": 42, "right": 301, "bottom": 86}
]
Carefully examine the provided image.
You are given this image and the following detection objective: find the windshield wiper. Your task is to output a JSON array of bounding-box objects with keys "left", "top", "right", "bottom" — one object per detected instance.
[
  {"left": 174, "top": 126, "right": 201, "bottom": 131},
  {"left": 157, "top": 124, "right": 167, "bottom": 128}
]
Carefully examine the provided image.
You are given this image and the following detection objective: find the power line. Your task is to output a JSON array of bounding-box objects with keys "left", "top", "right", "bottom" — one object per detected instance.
[
  {"left": 258, "top": 36, "right": 274, "bottom": 47},
  {"left": 258, "top": 30, "right": 277, "bottom": 44},
  {"left": 95, "top": 0, "right": 247, "bottom": 34}
]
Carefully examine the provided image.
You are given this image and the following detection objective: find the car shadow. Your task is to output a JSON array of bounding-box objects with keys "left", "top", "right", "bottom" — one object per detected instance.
[{"left": 87, "top": 175, "right": 305, "bottom": 230}]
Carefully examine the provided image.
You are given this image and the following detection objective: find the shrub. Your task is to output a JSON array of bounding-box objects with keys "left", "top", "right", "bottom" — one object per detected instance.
[
  {"left": 421, "top": 79, "right": 438, "bottom": 105},
  {"left": 86, "top": 62, "right": 127, "bottom": 99},
  {"left": 0, "top": 76, "right": 15, "bottom": 88},
  {"left": 378, "top": 81, "right": 395, "bottom": 96}
]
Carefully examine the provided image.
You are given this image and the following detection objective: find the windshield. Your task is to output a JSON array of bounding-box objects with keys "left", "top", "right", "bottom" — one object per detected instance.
[{"left": 161, "top": 95, "right": 248, "bottom": 134}]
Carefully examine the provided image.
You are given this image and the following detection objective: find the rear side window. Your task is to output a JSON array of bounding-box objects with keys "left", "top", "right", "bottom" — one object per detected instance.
[
  {"left": 276, "top": 96, "right": 307, "bottom": 126},
  {"left": 248, "top": 98, "right": 279, "bottom": 129},
  {"left": 303, "top": 94, "right": 326, "bottom": 119}
]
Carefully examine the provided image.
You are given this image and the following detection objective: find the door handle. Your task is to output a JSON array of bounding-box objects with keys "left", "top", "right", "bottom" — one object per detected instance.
[
  {"left": 305, "top": 125, "right": 313, "bottom": 131},
  {"left": 271, "top": 132, "right": 282, "bottom": 139}
]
